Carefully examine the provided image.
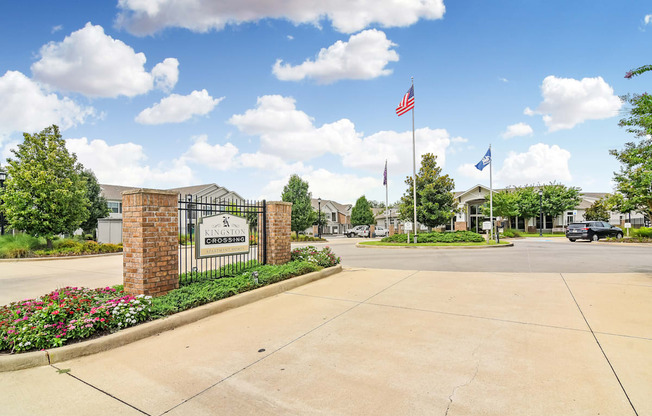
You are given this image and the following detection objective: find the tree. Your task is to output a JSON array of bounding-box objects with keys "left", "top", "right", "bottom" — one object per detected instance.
[
  {"left": 482, "top": 188, "right": 519, "bottom": 220},
  {"left": 79, "top": 169, "right": 110, "bottom": 237},
  {"left": 351, "top": 196, "right": 375, "bottom": 226},
  {"left": 541, "top": 182, "right": 582, "bottom": 219},
  {"left": 399, "top": 153, "right": 455, "bottom": 230},
  {"left": 1, "top": 125, "right": 89, "bottom": 248},
  {"left": 514, "top": 186, "right": 541, "bottom": 221},
  {"left": 584, "top": 196, "right": 611, "bottom": 221},
  {"left": 367, "top": 200, "right": 386, "bottom": 208},
  {"left": 281, "top": 174, "right": 317, "bottom": 236},
  {"left": 611, "top": 65, "right": 652, "bottom": 220}
]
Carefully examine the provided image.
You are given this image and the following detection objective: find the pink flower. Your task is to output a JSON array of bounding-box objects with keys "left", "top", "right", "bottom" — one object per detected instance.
[{"left": 52, "top": 310, "right": 59, "bottom": 315}]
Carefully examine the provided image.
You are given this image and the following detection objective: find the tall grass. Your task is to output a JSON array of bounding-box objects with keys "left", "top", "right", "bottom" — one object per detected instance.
[
  {"left": 0, "top": 233, "right": 45, "bottom": 258},
  {"left": 632, "top": 227, "right": 652, "bottom": 239}
]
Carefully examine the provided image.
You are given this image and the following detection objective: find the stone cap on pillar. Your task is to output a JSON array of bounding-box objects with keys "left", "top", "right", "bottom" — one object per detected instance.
[{"left": 121, "top": 188, "right": 179, "bottom": 196}]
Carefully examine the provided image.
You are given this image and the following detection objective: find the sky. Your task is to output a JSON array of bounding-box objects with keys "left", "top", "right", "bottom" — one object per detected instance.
[{"left": 0, "top": 1, "right": 650, "bottom": 205}]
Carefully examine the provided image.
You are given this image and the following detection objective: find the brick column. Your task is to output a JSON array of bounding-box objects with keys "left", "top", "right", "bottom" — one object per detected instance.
[
  {"left": 122, "top": 189, "right": 179, "bottom": 297},
  {"left": 266, "top": 201, "right": 292, "bottom": 265}
]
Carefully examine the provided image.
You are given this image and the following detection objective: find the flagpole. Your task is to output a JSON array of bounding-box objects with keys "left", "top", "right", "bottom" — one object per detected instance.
[
  {"left": 489, "top": 144, "right": 494, "bottom": 242},
  {"left": 411, "top": 77, "right": 417, "bottom": 240},
  {"left": 385, "top": 160, "right": 389, "bottom": 231}
]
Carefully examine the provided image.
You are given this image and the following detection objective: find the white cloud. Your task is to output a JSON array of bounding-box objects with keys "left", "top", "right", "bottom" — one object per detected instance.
[
  {"left": 66, "top": 137, "right": 195, "bottom": 187},
  {"left": 135, "top": 90, "right": 223, "bottom": 124},
  {"left": 273, "top": 29, "right": 398, "bottom": 83},
  {"left": 502, "top": 122, "right": 533, "bottom": 139},
  {"left": 0, "top": 71, "right": 95, "bottom": 138},
  {"left": 229, "top": 94, "right": 456, "bottom": 173},
  {"left": 528, "top": 75, "right": 622, "bottom": 131},
  {"left": 496, "top": 143, "right": 572, "bottom": 185},
  {"left": 341, "top": 128, "right": 452, "bottom": 172},
  {"left": 229, "top": 95, "right": 359, "bottom": 160},
  {"left": 645, "top": 14, "right": 652, "bottom": 25},
  {"left": 260, "top": 169, "right": 379, "bottom": 202},
  {"left": 31, "top": 23, "right": 178, "bottom": 98},
  {"left": 457, "top": 163, "right": 489, "bottom": 182},
  {"left": 116, "top": 0, "right": 445, "bottom": 35},
  {"left": 152, "top": 58, "right": 179, "bottom": 92},
  {"left": 178, "top": 135, "right": 239, "bottom": 169},
  {"left": 499, "top": 77, "right": 508, "bottom": 83},
  {"left": 287, "top": 35, "right": 294, "bottom": 40},
  {"left": 52, "top": 25, "right": 63, "bottom": 33}
]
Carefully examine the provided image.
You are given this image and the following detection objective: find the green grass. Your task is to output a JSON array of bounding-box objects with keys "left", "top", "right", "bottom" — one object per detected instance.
[{"left": 359, "top": 241, "right": 511, "bottom": 247}]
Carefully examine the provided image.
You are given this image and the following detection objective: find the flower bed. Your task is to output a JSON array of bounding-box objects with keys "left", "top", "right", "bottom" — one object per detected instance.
[
  {"left": 291, "top": 246, "right": 340, "bottom": 267},
  {"left": 1, "top": 287, "right": 151, "bottom": 353}
]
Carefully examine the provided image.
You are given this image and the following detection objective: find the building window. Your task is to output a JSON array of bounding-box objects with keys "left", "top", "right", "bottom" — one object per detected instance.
[
  {"left": 332, "top": 212, "right": 337, "bottom": 222},
  {"left": 108, "top": 202, "right": 122, "bottom": 213}
]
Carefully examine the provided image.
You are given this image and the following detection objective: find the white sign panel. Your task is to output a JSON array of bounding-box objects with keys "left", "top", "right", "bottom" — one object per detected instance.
[
  {"left": 624, "top": 223, "right": 632, "bottom": 229},
  {"left": 196, "top": 214, "right": 249, "bottom": 258},
  {"left": 482, "top": 221, "right": 492, "bottom": 230}
]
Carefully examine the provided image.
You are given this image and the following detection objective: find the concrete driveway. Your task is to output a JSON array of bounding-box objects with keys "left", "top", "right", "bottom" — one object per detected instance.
[{"left": 2, "top": 267, "right": 649, "bottom": 415}]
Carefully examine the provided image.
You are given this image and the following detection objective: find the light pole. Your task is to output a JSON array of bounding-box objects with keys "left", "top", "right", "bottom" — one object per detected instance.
[
  {"left": 317, "top": 198, "right": 322, "bottom": 238},
  {"left": 0, "top": 171, "right": 6, "bottom": 235},
  {"left": 539, "top": 189, "right": 543, "bottom": 237}
]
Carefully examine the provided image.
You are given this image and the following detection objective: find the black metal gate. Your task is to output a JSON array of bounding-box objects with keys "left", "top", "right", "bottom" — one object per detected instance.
[{"left": 178, "top": 195, "right": 266, "bottom": 285}]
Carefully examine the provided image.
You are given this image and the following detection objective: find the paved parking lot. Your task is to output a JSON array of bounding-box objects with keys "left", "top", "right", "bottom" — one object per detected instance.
[{"left": 2, "top": 267, "right": 650, "bottom": 415}]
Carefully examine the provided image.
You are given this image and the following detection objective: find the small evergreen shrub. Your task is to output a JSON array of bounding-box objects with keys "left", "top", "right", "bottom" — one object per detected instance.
[
  {"left": 502, "top": 229, "right": 522, "bottom": 238},
  {"left": 632, "top": 227, "right": 652, "bottom": 238}
]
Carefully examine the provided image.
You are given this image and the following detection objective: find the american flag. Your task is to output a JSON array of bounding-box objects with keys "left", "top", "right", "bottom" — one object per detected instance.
[
  {"left": 383, "top": 160, "right": 387, "bottom": 186},
  {"left": 396, "top": 85, "right": 414, "bottom": 116}
]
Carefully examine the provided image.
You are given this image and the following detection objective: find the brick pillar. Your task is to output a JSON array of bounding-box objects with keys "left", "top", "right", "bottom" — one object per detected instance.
[
  {"left": 455, "top": 221, "right": 467, "bottom": 231},
  {"left": 266, "top": 201, "right": 292, "bottom": 265},
  {"left": 122, "top": 189, "right": 179, "bottom": 297},
  {"left": 389, "top": 224, "right": 395, "bottom": 236}
]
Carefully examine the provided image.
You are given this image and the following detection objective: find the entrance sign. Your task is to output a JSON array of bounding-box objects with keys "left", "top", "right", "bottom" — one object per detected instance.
[
  {"left": 624, "top": 223, "right": 632, "bottom": 229},
  {"left": 196, "top": 214, "right": 249, "bottom": 258},
  {"left": 482, "top": 221, "right": 492, "bottom": 230}
]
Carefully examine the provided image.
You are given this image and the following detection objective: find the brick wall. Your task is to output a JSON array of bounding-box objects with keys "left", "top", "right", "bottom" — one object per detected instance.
[
  {"left": 266, "top": 201, "right": 292, "bottom": 265},
  {"left": 454, "top": 221, "right": 467, "bottom": 231},
  {"left": 122, "top": 189, "right": 179, "bottom": 297}
]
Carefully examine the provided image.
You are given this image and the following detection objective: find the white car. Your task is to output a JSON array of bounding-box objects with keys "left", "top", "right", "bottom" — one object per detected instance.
[
  {"left": 345, "top": 225, "right": 369, "bottom": 238},
  {"left": 374, "top": 226, "right": 389, "bottom": 237}
]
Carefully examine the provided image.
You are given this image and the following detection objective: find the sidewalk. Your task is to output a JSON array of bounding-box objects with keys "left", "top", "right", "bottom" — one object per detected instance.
[{"left": 2, "top": 268, "right": 650, "bottom": 415}]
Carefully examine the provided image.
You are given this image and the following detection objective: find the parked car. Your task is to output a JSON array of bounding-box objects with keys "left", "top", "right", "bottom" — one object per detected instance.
[
  {"left": 374, "top": 226, "right": 389, "bottom": 237},
  {"left": 345, "top": 225, "right": 369, "bottom": 238},
  {"left": 566, "top": 221, "right": 623, "bottom": 242}
]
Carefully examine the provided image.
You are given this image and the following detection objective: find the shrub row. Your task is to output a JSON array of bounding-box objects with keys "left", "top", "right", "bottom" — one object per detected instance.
[
  {"left": 0, "top": 234, "right": 122, "bottom": 258},
  {"left": 632, "top": 227, "right": 652, "bottom": 239},
  {"left": 291, "top": 234, "right": 326, "bottom": 242},
  {"left": 381, "top": 230, "right": 485, "bottom": 243}
]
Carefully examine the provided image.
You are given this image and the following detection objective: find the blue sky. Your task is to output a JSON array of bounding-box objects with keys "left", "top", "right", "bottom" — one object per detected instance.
[{"left": 1, "top": 1, "right": 650, "bottom": 205}]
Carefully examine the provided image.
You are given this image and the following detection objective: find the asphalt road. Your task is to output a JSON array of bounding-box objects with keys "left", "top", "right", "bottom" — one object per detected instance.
[
  {"left": 2, "top": 237, "right": 650, "bottom": 305},
  {"left": 311, "top": 236, "right": 652, "bottom": 274}
]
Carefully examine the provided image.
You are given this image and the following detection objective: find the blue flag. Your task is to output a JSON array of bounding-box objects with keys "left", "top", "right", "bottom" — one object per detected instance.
[{"left": 475, "top": 147, "right": 491, "bottom": 171}]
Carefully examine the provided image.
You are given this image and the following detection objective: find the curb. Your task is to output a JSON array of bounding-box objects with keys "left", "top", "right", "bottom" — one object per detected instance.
[
  {"left": 356, "top": 243, "right": 514, "bottom": 249},
  {"left": 0, "top": 252, "right": 123, "bottom": 263},
  {"left": 0, "top": 264, "right": 343, "bottom": 372}
]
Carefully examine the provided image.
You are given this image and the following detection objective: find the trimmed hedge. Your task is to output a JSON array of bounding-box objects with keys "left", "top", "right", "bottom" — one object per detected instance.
[{"left": 381, "top": 230, "right": 485, "bottom": 243}]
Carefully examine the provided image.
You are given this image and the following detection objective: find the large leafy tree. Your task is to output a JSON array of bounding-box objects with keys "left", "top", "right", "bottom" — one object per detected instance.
[
  {"left": 79, "top": 169, "right": 110, "bottom": 236},
  {"left": 482, "top": 188, "right": 519, "bottom": 220},
  {"left": 513, "top": 187, "right": 540, "bottom": 221},
  {"left": 541, "top": 182, "right": 582, "bottom": 219},
  {"left": 281, "top": 174, "right": 317, "bottom": 236},
  {"left": 610, "top": 65, "right": 652, "bottom": 220},
  {"left": 399, "top": 153, "right": 455, "bottom": 230},
  {"left": 351, "top": 196, "right": 375, "bottom": 226},
  {"left": 1, "top": 125, "right": 89, "bottom": 248}
]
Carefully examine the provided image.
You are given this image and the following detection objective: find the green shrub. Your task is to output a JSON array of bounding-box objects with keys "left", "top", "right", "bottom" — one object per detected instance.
[
  {"left": 82, "top": 241, "right": 100, "bottom": 252},
  {"left": 179, "top": 260, "right": 260, "bottom": 286},
  {"left": 502, "top": 229, "right": 521, "bottom": 238},
  {"left": 381, "top": 231, "right": 484, "bottom": 244},
  {"left": 154, "top": 260, "right": 321, "bottom": 317},
  {"left": 55, "top": 239, "right": 80, "bottom": 249},
  {"left": 632, "top": 227, "right": 652, "bottom": 238}
]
